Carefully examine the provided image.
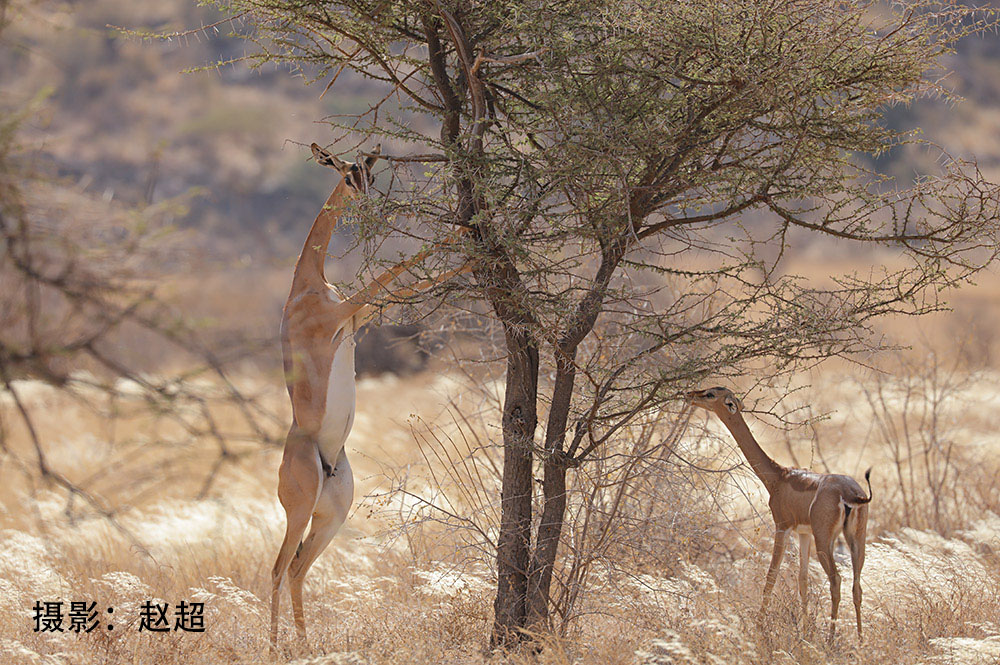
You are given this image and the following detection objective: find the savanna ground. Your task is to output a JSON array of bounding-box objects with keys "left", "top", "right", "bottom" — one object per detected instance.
[{"left": 3, "top": 258, "right": 1000, "bottom": 665}]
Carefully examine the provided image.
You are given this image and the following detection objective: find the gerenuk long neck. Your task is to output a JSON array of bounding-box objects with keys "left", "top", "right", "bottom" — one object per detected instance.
[
  {"left": 717, "top": 410, "right": 784, "bottom": 493},
  {"left": 291, "top": 177, "right": 353, "bottom": 291}
]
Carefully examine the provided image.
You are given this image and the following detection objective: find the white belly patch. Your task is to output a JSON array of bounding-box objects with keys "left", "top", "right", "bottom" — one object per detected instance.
[{"left": 317, "top": 332, "right": 356, "bottom": 461}]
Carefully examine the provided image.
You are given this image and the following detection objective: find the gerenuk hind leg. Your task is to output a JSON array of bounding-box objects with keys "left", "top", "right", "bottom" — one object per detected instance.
[
  {"left": 287, "top": 449, "right": 354, "bottom": 642},
  {"left": 269, "top": 429, "right": 322, "bottom": 648}
]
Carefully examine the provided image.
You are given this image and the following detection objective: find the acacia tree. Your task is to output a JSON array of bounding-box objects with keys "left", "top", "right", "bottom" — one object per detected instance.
[{"left": 209, "top": 0, "right": 1000, "bottom": 644}]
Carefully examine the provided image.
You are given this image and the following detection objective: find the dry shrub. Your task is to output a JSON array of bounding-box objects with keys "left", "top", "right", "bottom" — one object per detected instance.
[
  {"left": 845, "top": 350, "right": 1000, "bottom": 535},
  {"left": 371, "top": 377, "right": 755, "bottom": 646}
]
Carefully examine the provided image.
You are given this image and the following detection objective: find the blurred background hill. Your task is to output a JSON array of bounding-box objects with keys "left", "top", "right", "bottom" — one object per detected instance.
[
  {"left": 3, "top": 0, "right": 347, "bottom": 260},
  {"left": 2, "top": 0, "right": 452, "bottom": 374}
]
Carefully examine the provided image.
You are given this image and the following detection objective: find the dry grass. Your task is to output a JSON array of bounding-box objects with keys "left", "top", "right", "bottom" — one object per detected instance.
[{"left": 3, "top": 324, "right": 1000, "bottom": 665}]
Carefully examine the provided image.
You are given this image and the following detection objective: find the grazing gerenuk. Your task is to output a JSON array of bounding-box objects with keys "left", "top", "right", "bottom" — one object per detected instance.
[{"left": 687, "top": 386, "right": 872, "bottom": 641}]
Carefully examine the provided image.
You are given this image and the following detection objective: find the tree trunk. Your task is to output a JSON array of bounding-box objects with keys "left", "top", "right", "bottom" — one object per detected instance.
[
  {"left": 491, "top": 325, "right": 539, "bottom": 646},
  {"left": 525, "top": 352, "right": 576, "bottom": 628},
  {"left": 523, "top": 243, "right": 624, "bottom": 629}
]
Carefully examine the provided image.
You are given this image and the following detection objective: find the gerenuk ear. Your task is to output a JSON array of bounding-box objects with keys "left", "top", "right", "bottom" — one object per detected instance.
[
  {"left": 364, "top": 143, "right": 381, "bottom": 170},
  {"left": 311, "top": 143, "right": 350, "bottom": 174},
  {"left": 724, "top": 396, "right": 739, "bottom": 414}
]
